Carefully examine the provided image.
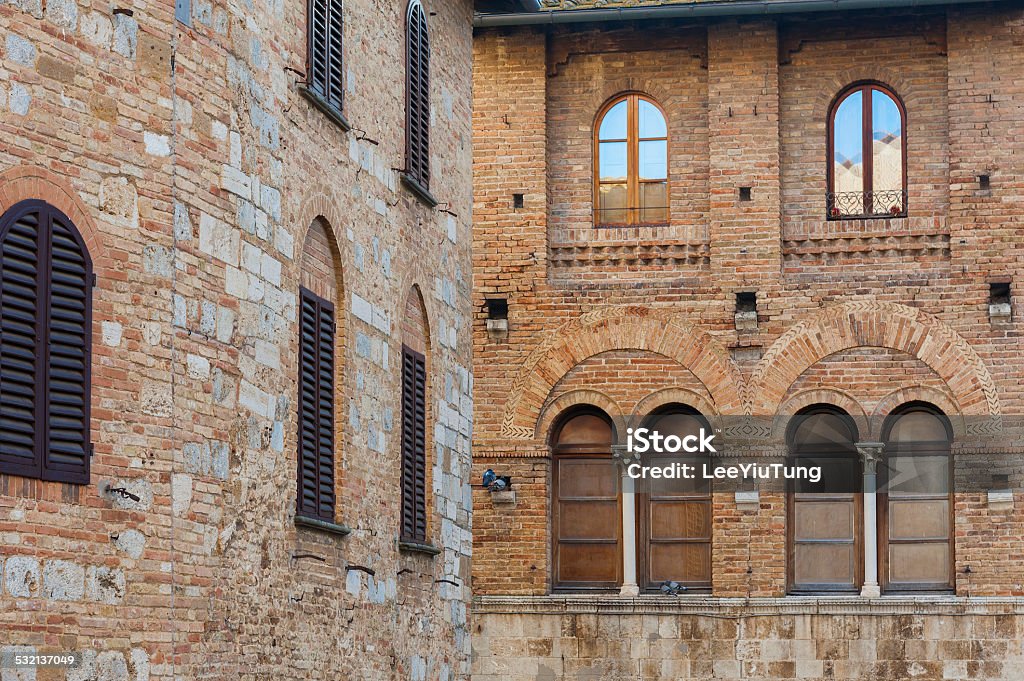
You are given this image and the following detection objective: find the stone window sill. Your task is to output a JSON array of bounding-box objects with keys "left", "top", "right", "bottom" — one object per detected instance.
[
  {"left": 298, "top": 84, "right": 351, "bottom": 133},
  {"left": 295, "top": 514, "right": 352, "bottom": 537},
  {"left": 400, "top": 172, "right": 439, "bottom": 208},
  {"left": 398, "top": 539, "right": 441, "bottom": 556}
]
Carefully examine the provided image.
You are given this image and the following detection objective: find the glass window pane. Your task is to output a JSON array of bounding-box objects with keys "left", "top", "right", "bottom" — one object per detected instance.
[
  {"left": 833, "top": 90, "right": 864, "bottom": 206},
  {"left": 887, "top": 412, "right": 949, "bottom": 444},
  {"left": 872, "top": 89, "right": 903, "bottom": 211},
  {"left": 599, "top": 141, "right": 627, "bottom": 182},
  {"left": 640, "top": 182, "right": 667, "bottom": 223},
  {"left": 639, "top": 140, "right": 667, "bottom": 180},
  {"left": 638, "top": 99, "right": 667, "bottom": 138},
  {"left": 884, "top": 455, "right": 949, "bottom": 494},
  {"left": 599, "top": 183, "right": 628, "bottom": 224},
  {"left": 599, "top": 100, "right": 628, "bottom": 140}
]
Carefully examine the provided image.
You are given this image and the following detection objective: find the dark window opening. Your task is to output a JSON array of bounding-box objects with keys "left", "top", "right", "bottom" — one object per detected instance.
[
  {"left": 736, "top": 292, "right": 757, "bottom": 314},
  {"left": 978, "top": 174, "right": 991, "bottom": 190},
  {"left": 485, "top": 298, "right": 508, "bottom": 320},
  {"left": 739, "top": 187, "right": 752, "bottom": 202},
  {"left": 990, "top": 282, "right": 1011, "bottom": 306},
  {"left": 513, "top": 193, "right": 524, "bottom": 209},
  {"left": 0, "top": 200, "right": 93, "bottom": 484}
]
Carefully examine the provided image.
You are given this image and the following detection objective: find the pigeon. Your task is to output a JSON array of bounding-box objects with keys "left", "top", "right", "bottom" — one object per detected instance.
[
  {"left": 660, "top": 581, "right": 686, "bottom": 596},
  {"left": 490, "top": 478, "right": 507, "bottom": 491},
  {"left": 482, "top": 469, "right": 497, "bottom": 488}
]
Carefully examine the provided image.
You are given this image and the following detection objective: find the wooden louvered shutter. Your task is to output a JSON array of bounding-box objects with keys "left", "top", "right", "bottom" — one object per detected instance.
[
  {"left": 400, "top": 345, "right": 427, "bottom": 542},
  {"left": 297, "top": 287, "right": 336, "bottom": 521},
  {"left": 0, "top": 201, "right": 92, "bottom": 483},
  {"left": 308, "top": 0, "right": 343, "bottom": 112},
  {"left": 406, "top": 1, "right": 430, "bottom": 189}
]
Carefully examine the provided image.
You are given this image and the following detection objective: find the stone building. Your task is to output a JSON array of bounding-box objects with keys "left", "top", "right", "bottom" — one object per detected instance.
[
  {"left": 471, "top": 0, "right": 1024, "bottom": 678},
  {"left": 0, "top": 0, "right": 474, "bottom": 678}
]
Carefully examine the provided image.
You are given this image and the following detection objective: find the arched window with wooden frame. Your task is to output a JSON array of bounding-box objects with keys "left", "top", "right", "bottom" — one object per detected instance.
[
  {"left": 594, "top": 93, "right": 669, "bottom": 227},
  {"left": 637, "top": 405, "right": 712, "bottom": 592},
  {"left": 787, "top": 405, "right": 862, "bottom": 594},
  {"left": 399, "top": 286, "right": 430, "bottom": 546},
  {"left": 0, "top": 199, "right": 93, "bottom": 484},
  {"left": 827, "top": 82, "right": 907, "bottom": 219},
  {"left": 880, "top": 402, "right": 954, "bottom": 592},
  {"left": 404, "top": 0, "right": 431, "bottom": 195},
  {"left": 551, "top": 408, "right": 621, "bottom": 591}
]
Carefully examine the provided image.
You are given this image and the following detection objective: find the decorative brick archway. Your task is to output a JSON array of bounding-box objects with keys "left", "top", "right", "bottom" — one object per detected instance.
[
  {"left": 501, "top": 307, "right": 743, "bottom": 439},
  {"left": 750, "top": 302, "right": 1000, "bottom": 417}
]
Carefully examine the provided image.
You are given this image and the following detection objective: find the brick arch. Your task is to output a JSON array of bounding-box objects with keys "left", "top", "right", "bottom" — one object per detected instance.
[
  {"left": 750, "top": 302, "right": 1000, "bottom": 417},
  {"left": 773, "top": 387, "right": 869, "bottom": 442},
  {"left": 537, "top": 389, "right": 625, "bottom": 444},
  {"left": 501, "top": 307, "right": 743, "bottom": 440},
  {"left": 294, "top": 184, "right": 352, "bottom": 265},
  {"left": 0, "top": 165, "right": 109, "bottom": 270},
  {"left": 816, "top": 68, "right": 912, "bottom": 120},
  {"left": 872, "top": 386, "right": 966, "bottom": 440},
  {"left": 628, "top": 387, "right": 718, "bottom": 432}
]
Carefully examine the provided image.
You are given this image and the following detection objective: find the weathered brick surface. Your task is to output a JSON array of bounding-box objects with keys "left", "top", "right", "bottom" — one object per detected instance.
[
  {"left": 0, "top": 0, "right": 475, "bottom": 678},
  {"left": 472, "top": 4, "right": 1024, "bottom": 677}
]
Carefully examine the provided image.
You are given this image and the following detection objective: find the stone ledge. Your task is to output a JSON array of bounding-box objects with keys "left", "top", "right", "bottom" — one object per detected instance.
[
  {"left": 294, "top": 515, "right": 352, "bottom": 537},
  {"left": 473, "top": 594, "right": 1024, "bottom": 617}
]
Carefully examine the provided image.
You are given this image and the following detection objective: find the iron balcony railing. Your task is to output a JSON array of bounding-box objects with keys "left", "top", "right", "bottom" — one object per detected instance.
[{"left": 826, "top": 189, "right": 907, "bottom": 219}]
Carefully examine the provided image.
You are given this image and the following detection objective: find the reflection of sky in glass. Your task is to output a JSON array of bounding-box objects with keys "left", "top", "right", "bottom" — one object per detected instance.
[
  {"left": 833, "top": 90, "right": 862, "bottom": 165},
  {"left": 639, "top": 140, "right": 667, "bottom": 179},
  {"left": 599, "top": 141, "right": 627, "bottom": 181},
  {"left": 599, "top": 101, "right": 627, "bottom": 140},
  {"left": 872, "top": 90, "right": 902, "bottom": 141},
  {"left": 638, "top": 100, "right": 666, "bottom": 138}
]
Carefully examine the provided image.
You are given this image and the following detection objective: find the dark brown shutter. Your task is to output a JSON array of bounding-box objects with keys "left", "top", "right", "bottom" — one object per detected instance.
[
  {"left": 0, "top": 201, "right": 92, "bottom": 483},
  {"left": 406, "top": 1, "right": 430, "bottom": 189},
  {"left": 308, "top": 0, "right": 343, "bottom": 112},
  {"left": 0, "top": 207, "right": 43, "bottom": 478},
  {"left": 297, "top": 287, "right": 335, "bottom": 521},
  {"left": 43, "top": 213, "right": 92, "bottom": 483},
  {"left": 400, "top": 345, "right": 426, "bottom": 542}
]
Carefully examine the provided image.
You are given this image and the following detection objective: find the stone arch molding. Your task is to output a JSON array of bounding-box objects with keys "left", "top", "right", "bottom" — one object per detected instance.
[
  {"left": 501, "top": 307, "right": 744, "bottom": 440},
  {"left": 750, "top": 301, "right": 1001, "bottom": 418}
]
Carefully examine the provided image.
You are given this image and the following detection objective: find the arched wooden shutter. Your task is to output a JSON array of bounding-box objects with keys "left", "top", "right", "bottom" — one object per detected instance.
[
  {"left": 297, "top": 287, "right": 336, "bottom": 521},
  {"left": 308, "top": 0, "right": 344, "bottom": 112},
  {"left": 0, "top": 200, "right": 92, "bottom": 483},
  {"left": 400, "top": 344, "right": 427, "bottom": 542},
  {"left": 405, "top": 0, "right": 430, "bottom": 190}
]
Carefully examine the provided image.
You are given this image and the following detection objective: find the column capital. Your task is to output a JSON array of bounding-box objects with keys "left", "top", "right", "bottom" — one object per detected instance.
[
  {"left": 611, "top": 444, "right": 639, "bottom": 471},
  {"left": 855, "top": 441, "right": 885, "bottom": 473}
]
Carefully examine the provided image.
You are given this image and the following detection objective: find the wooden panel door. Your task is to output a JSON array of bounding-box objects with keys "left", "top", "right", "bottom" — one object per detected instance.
[
  {"left": 637, "top": 410, "right": 711, "bottom": 591},
  {"left": 552, "top": 411, "right": 621, "bottom": 591}
]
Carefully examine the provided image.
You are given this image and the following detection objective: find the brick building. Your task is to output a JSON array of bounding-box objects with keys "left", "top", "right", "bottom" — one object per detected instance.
[
  {"left": 471, "top": 0, "right": 1024, "bottom": 678},
  {"left": 0, "top": 0, "right": 475, "bottom": 678}
]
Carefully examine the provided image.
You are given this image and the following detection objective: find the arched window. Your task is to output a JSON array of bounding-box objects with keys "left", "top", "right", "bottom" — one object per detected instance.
[
  {"left": 827, "top": 82, "right": 906, "bottom": 219},
  {"left": 787, "top": 406, "right": 862, "bottom": 593},
  {"left": 881, "top": 403, "right": 953, "bottom": 591},
  {"left": 400, "top": 286, "right": 430, "bottom": 545},
  {"left": 0, "top": 200, "right": 93, "bottom": 484},
  {"left": 594, "top": 94, "right": 669, "bottom": 227},
  {"left": 551, "top": 408, "right": 621, "bottom": 590},
  {"left": 405, "top": 0, "right": 431, "bottom": 193},
  {"left": 297, "top": 219, "right": 344, "bottom": 524},
  {"left": 638, "top": 406, "right": 712, "bottom": 592}
]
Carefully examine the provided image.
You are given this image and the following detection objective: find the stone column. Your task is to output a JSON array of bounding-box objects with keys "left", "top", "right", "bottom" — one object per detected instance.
[
  {"left": 856, "top": 442, "right": 884, "bottom": 598},
  {"left": 612, "top": 445, "right": 640, "bottom": 597}
]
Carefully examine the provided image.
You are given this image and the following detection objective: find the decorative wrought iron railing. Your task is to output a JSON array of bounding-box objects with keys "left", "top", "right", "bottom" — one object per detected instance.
[{"left": 826, "top": 190, "right": 907, "bottom": 219}]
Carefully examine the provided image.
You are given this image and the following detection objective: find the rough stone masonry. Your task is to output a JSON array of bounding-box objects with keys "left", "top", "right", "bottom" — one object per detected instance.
[{"left": 0, "top": 0, "right": 475, "bottom": 679}]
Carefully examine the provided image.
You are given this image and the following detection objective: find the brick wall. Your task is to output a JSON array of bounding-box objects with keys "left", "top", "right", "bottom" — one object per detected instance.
[
  {"left": 0, "top": 0, "right": 475, "bottom": 679},
  {"left": 471, "top": 3, "right": 1024, "bottom": 615}
]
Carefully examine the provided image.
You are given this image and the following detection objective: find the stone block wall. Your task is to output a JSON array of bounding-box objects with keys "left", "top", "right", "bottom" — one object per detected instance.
[{"left": 0, "top": 0, "right": 475, "bottom": 678}]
